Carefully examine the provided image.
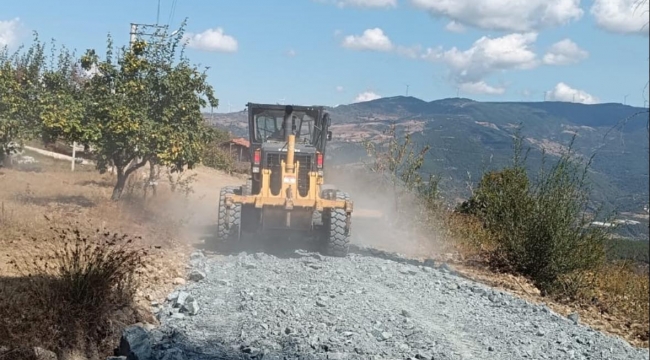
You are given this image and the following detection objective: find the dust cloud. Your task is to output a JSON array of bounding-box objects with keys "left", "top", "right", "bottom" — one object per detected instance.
[
  {"left": 154, "top": 164, "right": 447, "bottom": 259},
  {"left": 150, "top": 166, "right": 246, "bottom": 248},
  {"left": 327, "top": 166, "right": 445, "bottom": 260}
]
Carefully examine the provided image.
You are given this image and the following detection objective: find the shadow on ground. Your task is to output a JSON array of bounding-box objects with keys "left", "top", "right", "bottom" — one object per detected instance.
[
  {"left": 12, "top": 194, "right": 96, "bottom": 208},
  {"left": 193, "top": 225, "right": 326, "bottom": 260},
  {"left": 76, "top": 179, "right": 114, "bottom": 188},
  {"left": 152, "top": 328, "right": 339, "bottom": 360}
]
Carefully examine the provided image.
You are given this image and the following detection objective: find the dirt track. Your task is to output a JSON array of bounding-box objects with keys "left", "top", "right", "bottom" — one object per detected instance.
[{"left": 139, "top": 176, "right": 649, "bottom": 360}]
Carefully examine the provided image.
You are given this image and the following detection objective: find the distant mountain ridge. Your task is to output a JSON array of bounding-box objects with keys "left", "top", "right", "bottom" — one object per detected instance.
[{"left": 206, "top": 96, "right": 649, "bottom": 240}]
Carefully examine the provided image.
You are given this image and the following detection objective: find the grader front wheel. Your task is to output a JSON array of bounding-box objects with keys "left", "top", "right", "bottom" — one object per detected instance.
[
  {"left": 323, "top": 192, "right": 351, "bottom": 257},
  {"left": 216, "top": 186, "right": 241, "bottom": 245}
]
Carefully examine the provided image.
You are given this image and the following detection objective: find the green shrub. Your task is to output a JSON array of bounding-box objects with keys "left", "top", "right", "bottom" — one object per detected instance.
[
  {"left": 202, "top": 143, "right": 236, "bottom": 172},
  {"left": 460, "top": 133, "right": 608, "bottom": 296},
  {"left": 201, "top": 127, "right": 238, "bottom": 172}
]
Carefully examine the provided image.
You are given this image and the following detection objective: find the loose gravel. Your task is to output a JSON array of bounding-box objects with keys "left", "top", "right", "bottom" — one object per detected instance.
[{"left": 146, "top": 246, "right": 650, "bottom": 360}]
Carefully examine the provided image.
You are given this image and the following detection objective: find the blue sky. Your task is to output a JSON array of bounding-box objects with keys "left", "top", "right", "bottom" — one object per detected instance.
[{"left": 1, "top": 0, "right": 649, "bottom": 112}]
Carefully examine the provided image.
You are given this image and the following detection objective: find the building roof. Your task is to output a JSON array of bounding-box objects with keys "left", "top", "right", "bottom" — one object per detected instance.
[{"left": 228, "top": 137, "right": 250, "bottom": 148}]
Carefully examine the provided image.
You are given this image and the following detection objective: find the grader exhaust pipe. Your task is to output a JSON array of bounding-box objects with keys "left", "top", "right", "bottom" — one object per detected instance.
[{"left": 283, "top": 105, "right": 296, "bottom": 226}]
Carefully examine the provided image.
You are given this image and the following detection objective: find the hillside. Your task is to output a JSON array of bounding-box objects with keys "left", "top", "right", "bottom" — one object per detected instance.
[{"left": 206, "top": 97, "right": 649, "bottom": 240}]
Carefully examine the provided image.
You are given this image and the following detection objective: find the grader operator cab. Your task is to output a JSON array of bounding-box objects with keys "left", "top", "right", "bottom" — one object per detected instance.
[{"left": 216, "top": 103, "right": 353, "bottom": 256}]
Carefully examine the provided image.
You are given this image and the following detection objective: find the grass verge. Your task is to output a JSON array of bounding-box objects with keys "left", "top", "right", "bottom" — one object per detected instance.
[{"left": 0, "top": 152, "right": 198, "bottom": 358}]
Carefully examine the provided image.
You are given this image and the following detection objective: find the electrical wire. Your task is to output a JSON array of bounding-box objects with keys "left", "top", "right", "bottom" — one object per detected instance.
[{"left": 167, "top": 0, "right": 178, "bottom": 28}]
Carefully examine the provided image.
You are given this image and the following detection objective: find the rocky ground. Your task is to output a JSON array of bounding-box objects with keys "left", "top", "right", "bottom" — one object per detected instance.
[{"left": 116, "top": 239, "right": 650, "bottom": 360}]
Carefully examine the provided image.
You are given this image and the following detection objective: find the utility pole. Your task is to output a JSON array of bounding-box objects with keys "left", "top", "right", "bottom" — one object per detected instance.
[
  {"left": 130, "top": 23, "right": 138, "bottom": 47},
  {"left": 405, "top": 84, "right": 409, "bottom": 96},
  {"left": 130, "top": 22, "right": 169, "bottom": 48},
  {"left": 128, "top": 21, "right": 168, "bottom": 174},
  {"left": 624, "top": 94, "right": 629, "bottom": 105}
]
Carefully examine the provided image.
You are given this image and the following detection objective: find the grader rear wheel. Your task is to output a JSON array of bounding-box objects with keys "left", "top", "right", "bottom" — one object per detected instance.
[
  {"left": 323, "top": 191, "right": 351, "bottom": 257},
  {"left": 216, "top": 186, "right": 241, "bottom": 245}
]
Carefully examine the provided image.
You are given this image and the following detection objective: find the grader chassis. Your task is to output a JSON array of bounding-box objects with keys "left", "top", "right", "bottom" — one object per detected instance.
[{"left": 216, "top": 103, "right": 353, "bottom": 256}]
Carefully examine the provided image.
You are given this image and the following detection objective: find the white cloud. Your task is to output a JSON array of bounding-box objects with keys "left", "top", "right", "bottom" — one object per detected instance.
[
  {"left": 590, "top": 0, "right": 649, "bottom": 36},
  {"left": 547, "top": 82, "right": 599, "bottom": 104},
  {"left": 183, "top": 27, "right": 238, "bottom": 52},
  {"left": 459, "top": 81, "right": 506, "bottom": 95},
  {"left": 336, "top": 85, "right": 345, "bottom": 92},
  {"left": 445, "top": 21, "right": 466, "bottom": 33},
  {"left": 410, "top": 0, "right": 583, "bottom": 32},
  {"left": 396, "top": 45, "right": 422, "bottom": 58},
  {"left": 342, "top": 28, "right": 393, "bottom": 51},
  {"left": 422, "top": 32, "right": 539, "bottom": 93},
  {"left": 287, "top": 49, "right": 297, "bottom": 57},
  {"left": 542, "top": 39, "right": 589, "bottom": 65},
  {"left": 354, "top": 91, "right": 382, "bottom": 102},
  {"left": 0, "top": 18, "right": 21, "bottom": 48}
]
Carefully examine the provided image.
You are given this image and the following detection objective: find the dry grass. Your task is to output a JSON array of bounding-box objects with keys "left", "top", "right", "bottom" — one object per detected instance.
[
  {"left": 582, "top": 262, "right": 649, "bottom": 344},
  {"left": 1, "top": 224, "right": 150, "bottom": 358},
  {"left": 0, "top": 150, "right": 208, "bottom": 358},
  {"left": 438, "top": 212, "right": 650, "bottom": 348}
]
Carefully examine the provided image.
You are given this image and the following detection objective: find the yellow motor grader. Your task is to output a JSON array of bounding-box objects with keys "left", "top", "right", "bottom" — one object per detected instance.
[{"left": 216, "top": 103, "right": 353, "bottom": 256}]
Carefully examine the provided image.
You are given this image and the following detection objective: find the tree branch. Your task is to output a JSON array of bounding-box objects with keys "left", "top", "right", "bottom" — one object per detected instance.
[{"left": 125, "top": 155, "right": 151, "bottom": 176}]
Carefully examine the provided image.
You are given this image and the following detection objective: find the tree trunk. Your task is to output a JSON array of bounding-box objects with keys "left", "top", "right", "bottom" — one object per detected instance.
[
  {"left": 111, "top": 168, "right": 127, "bottom": 201},
  {"left": 148, "top": 159, "right": 158, "bottom": 197},
  {"left": 111, "top": 156, "right": 150, "bottom": 201}
]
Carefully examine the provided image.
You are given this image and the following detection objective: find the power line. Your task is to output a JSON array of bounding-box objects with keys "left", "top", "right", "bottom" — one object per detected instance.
[
  {"left": 167, "top": 0, "right": 178, "bottom": 28},
  {"left": 156, "top": 0, "right": 161, "bottom": 24}
]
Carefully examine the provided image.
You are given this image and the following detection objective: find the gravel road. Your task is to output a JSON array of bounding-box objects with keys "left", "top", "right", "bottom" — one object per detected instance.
[{"left": 141, "top": 241, "right": 650, "bottom": 360}]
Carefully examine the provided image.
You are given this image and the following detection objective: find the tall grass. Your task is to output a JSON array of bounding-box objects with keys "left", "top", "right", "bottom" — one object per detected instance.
[{"left": 1, "top": 221, "right": 148, "bottom": 358}]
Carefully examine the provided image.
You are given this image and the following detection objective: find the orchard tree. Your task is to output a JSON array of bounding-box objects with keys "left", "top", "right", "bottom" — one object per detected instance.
[
  {"left": 79, "top": 23, "right": 218, "bottom": 200},
  {"left": 0, "top": 36, "right": 46, "bottom": 165},
  {"left": 39, "top": 42, "right": 91, "bottom": 146}
]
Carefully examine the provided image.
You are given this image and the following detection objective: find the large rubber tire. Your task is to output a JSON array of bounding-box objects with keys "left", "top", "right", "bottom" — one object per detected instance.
[
  {"left": 323, "top": 191, "right": 351, "bottom": 257},
  {"left": 217, "top": 186, "right": 241, "bottom": 245},
  {"left": 241, "top": 178, "right": 253, "bottom": 196}
]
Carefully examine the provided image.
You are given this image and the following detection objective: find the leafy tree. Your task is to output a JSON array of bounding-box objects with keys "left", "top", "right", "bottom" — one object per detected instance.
[
  {"left": 0, "top": 35, "right": 47, "bottom": 166},
  {"left": 78, "top": 23, "right": 218, "bottom": 200},
  {"left": 39, "top": 41, "right": 90, "bottom": 146}
]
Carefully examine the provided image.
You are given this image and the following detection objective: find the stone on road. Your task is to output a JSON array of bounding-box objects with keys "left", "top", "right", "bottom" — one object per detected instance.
[{"left": 148, "top": 250, "right": 649, "bottom": 360}]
